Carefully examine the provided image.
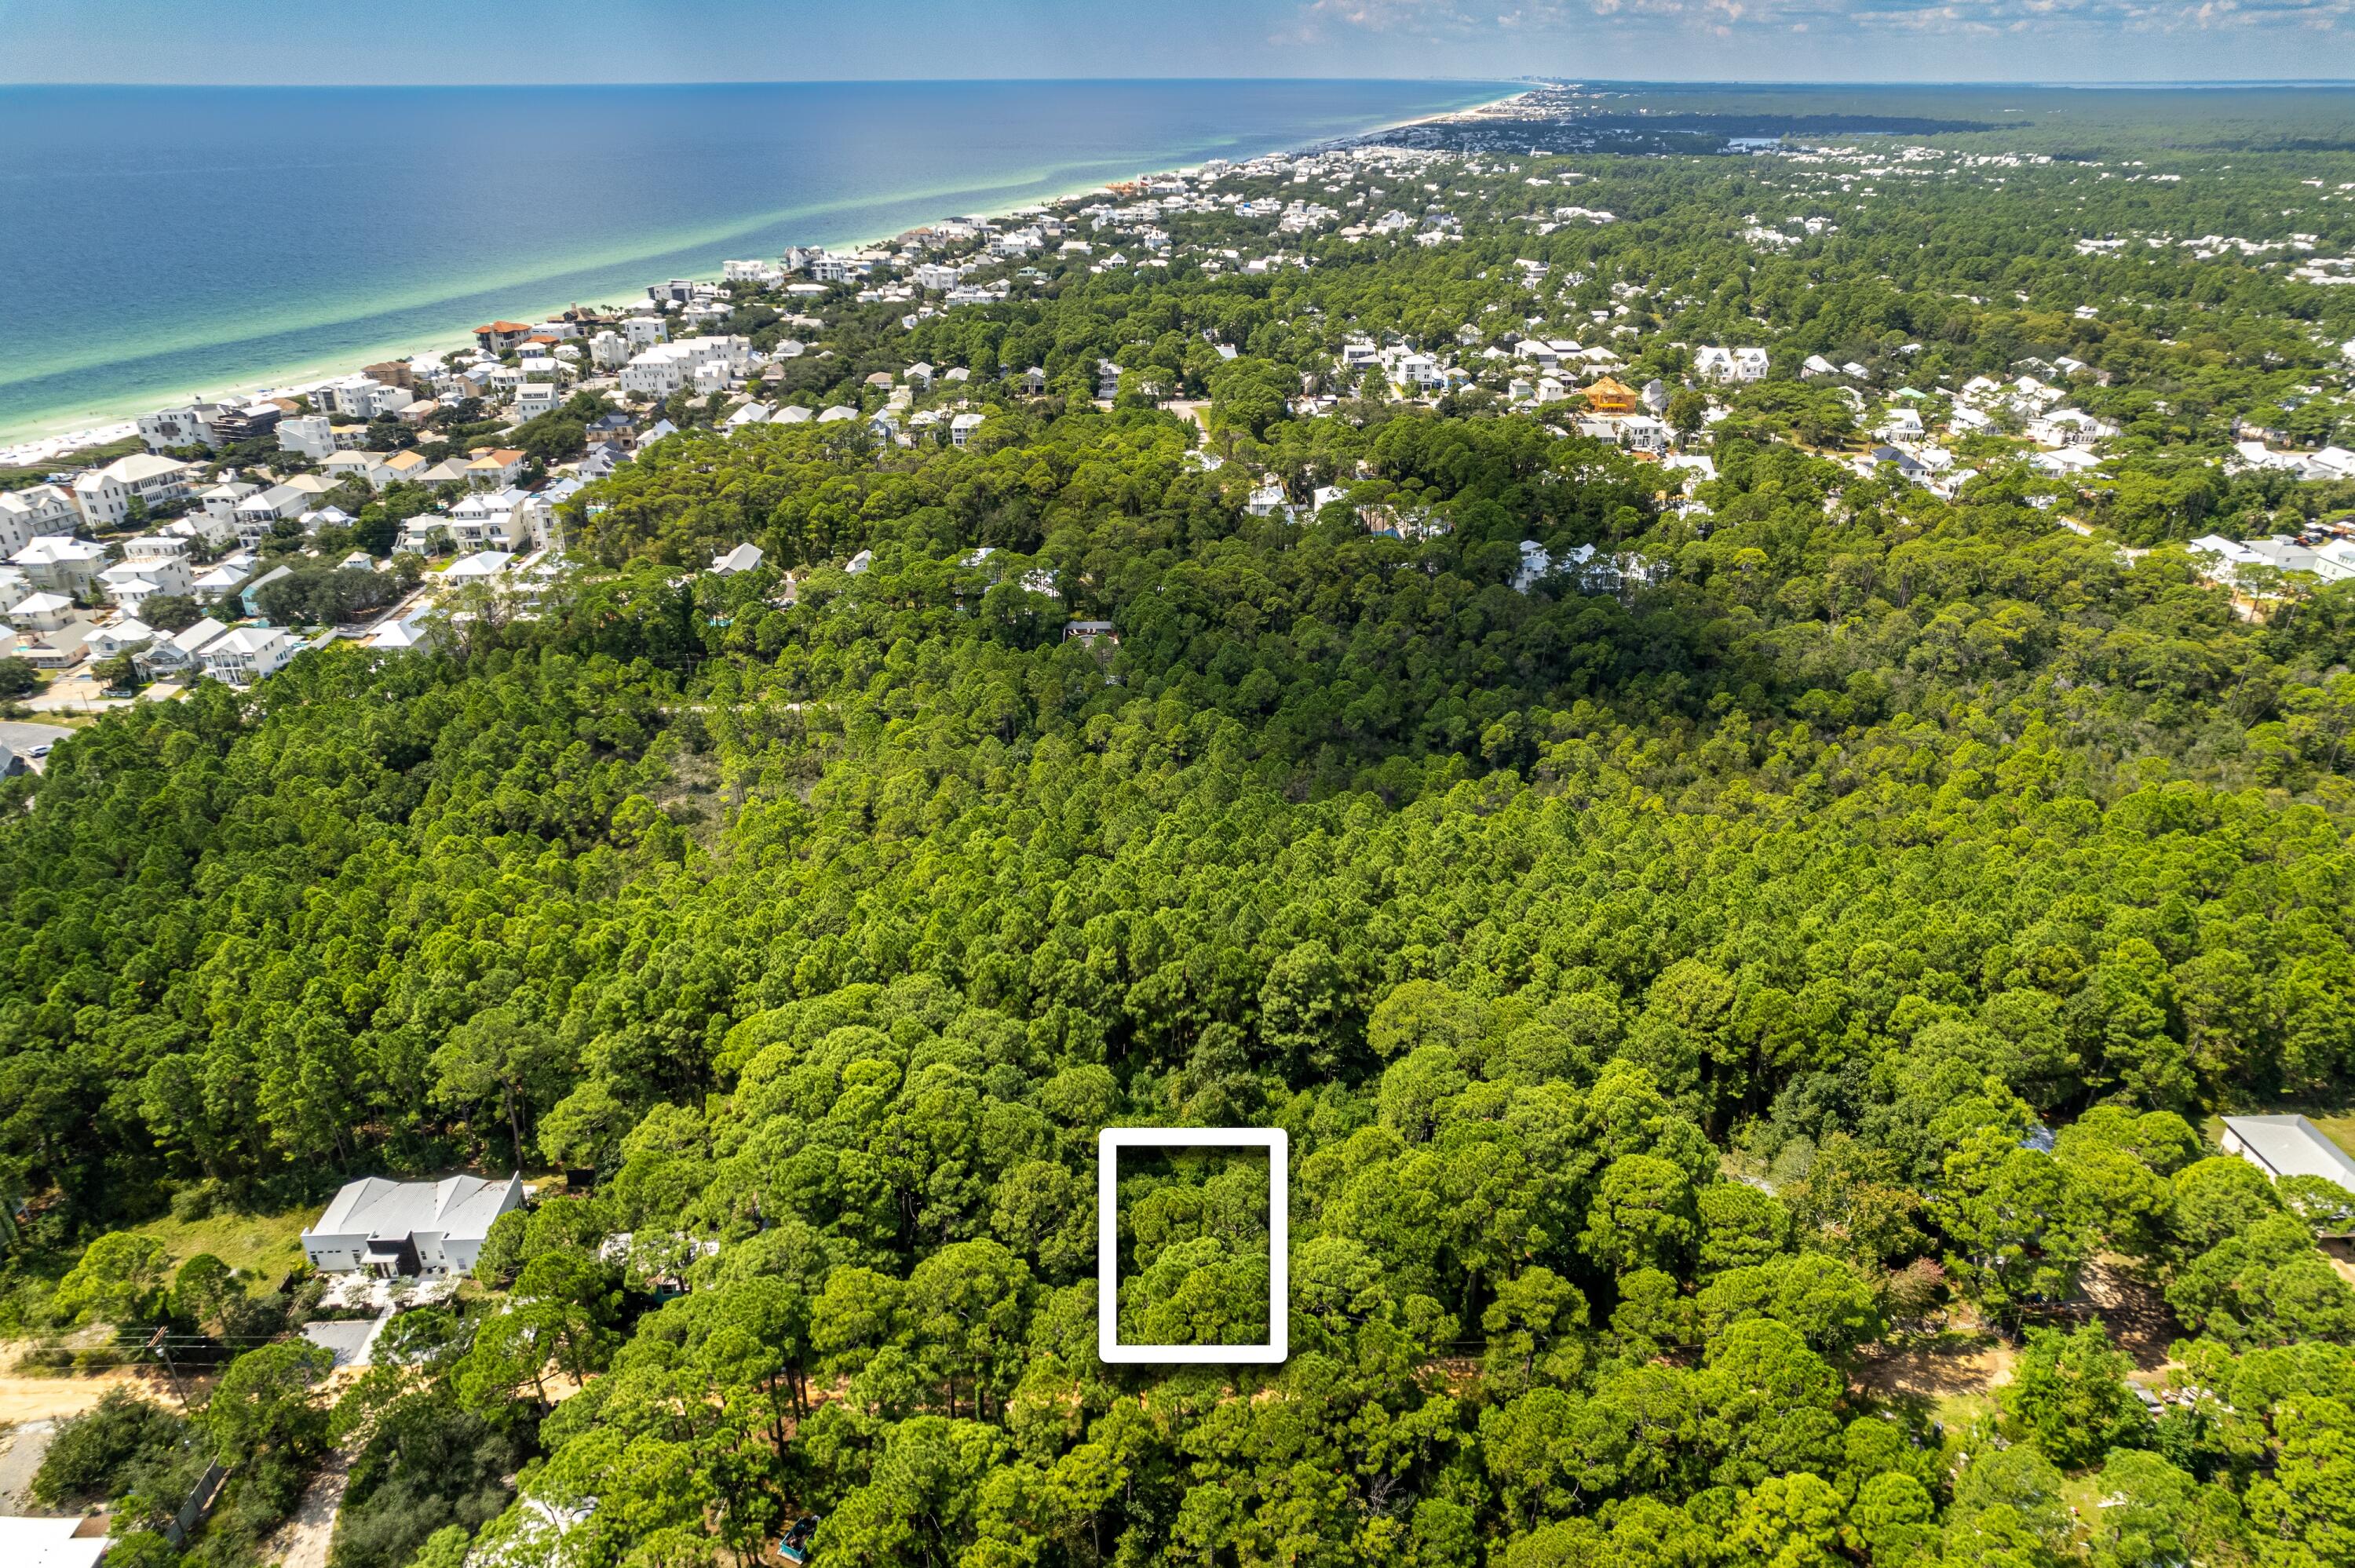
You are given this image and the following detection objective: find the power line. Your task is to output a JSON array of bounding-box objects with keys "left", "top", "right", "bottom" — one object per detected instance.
[{"left": 145, "top": 1327, "right": 191, "bottom": 1413}]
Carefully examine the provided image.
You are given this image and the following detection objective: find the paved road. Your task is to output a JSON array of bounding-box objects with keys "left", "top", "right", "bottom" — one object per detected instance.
[{"left": 0, "top": 721, "right": 74, "bottom": 770}]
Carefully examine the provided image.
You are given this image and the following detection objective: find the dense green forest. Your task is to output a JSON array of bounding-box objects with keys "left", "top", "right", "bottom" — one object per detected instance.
[{"left": 16, "top": 121, "right": 2355, "bottom": 1568}]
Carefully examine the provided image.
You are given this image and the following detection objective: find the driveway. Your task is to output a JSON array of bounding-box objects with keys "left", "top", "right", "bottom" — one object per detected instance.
[
  {"left": 265, "top": 1447, "right": 350, "bottom": 1568},
  {"left": 299, "top": 1320, "right": 377, "bottom": 1371},
  {"left": 0, "top": 1418, "right": 63, "bottom": 1515},
  {"left": 19, "top": 682, "right": 128, "bottom": 717}
]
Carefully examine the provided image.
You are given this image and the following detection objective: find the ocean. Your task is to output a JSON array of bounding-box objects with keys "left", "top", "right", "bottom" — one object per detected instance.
[{"left": 0, "top": 78, "right": 1511, "bottom": 445}]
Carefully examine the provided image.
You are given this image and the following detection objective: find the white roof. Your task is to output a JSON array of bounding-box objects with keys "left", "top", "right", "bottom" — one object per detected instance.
[
  {"left": 2223, "top": 1115, "right": 2355, "bottom": 1188},
  {"left": 98, "top": 452, "right": 191, "bottom": 484},
  {"left": 207, "top": 625, "right": 294, "bottom": 656},
  {"left": 0, "top": 484, "right": 75, "bottom": 513},
  {"left": 0, "top": 1516, "right": 109, "bottom": 1568},
  {"left": 13, "top": 535, "right": 106, "bottom": 566},
  {"left": 95, "top": 618, "right": 155, "bottom": 644},
  {"left": 711, "top": 543, "right": 765, "bottom": 574},
  {"left": 10, "top": 593, "right": 71, "bottom": 616},
  {"left": 444, "top": 550, "right": 514, "bottom": 579},
  {"left": 307, "top": 1172, "right": 520, "bottom": 1247},
  {"left": 369, "top": 619, "right": 433, "bottom": 649},
  {"left": 171, "top": 617, "right": 229, "bottom": 655}
]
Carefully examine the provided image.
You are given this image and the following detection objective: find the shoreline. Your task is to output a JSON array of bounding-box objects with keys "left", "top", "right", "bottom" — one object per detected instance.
[{"left": 0, "top": 83, "right": 1523, "bottom": 465}]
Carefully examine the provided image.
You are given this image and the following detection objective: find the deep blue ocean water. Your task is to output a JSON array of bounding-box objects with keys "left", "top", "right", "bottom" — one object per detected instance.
[{"left": 0, "top": 79, "right": 1509, "bottom": 442}]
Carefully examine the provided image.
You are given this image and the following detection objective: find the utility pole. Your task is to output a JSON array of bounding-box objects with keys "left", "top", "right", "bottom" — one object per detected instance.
[{"left": 145, "top": 1326, "right": 191, "bottom": 1414}]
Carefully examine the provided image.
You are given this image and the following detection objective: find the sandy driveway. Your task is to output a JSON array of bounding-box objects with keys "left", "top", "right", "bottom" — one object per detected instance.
[{"left": 262, "top": 1447, "right": 350, "bottom": 1568}]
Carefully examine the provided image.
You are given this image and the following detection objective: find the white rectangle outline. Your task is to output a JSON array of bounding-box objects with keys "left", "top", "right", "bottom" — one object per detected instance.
[{"left": 1097, "top": 1127, "right": 1288, "bottom": 1365}]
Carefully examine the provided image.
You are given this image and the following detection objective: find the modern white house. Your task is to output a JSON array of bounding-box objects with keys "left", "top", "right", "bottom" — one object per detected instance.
[
  {"left": 278, "top": 414, "right": 338, "bottom": 462},
  {"left": 441, "top": 549, "right": 514, "bottom": 583},
  {"left": 138, "top": 402, "right": 228, "bottom": 452},
  {"left": 0, "top": 484, "right": 78, "bottom": 559},
  {"left": 200, "top": 480, "right": 260, "bottom": 529},
  {"left": 84, "top": 618, "right": 157, "bottom": 661},
  {"left": 2028, "top": 408, "right": 2120, "bottom": 448},
  {"left": 137, "top": 615, "right": 229, "bottom": 680},
  {"left": 326, "top": 377, "right": 415, "bottom": 421},
  {"left": 6, "top": 592, "right": 77, "bottom": 635},
  {"left": 2220, "top": 1114, "right": 2355, "bottom": 1191},
  {"left": 1247, "top": 482, "right": 1291, "bottom": 519},
  {"left": 397, "top": 488, "right": 542, "bottom": 554},
  {"left": 99, "top": 552, "right": 193, "bottom": 616},
  {"left": 1695, "top": 345, "right": 1770, "bottom": 385},
  {"left": 301, "top": 1172, "right": 527, "bottom": 1277},
  {"left": 191, "top": 556, "right": 253, "bottom": 598},
  {"left": 72, "top": 454, "right": 192, "bottom": 528},
  {"left": 368, "top": 616, "right": 438, "bottom": 651},
  {"left": 235, "top": 484, "right": 314, "bottom": 546},
  {"left": 11, "top": 534, "right": 109, "bottom": 597},
  {"left": 621, "top": 339, "right": 723, "bottom": 397},
  {"left": 199, "top": 625, "right": 301, "bottom": 686},
  {"left": 322, "top": 450, "right": 388, "bottom": 490}
]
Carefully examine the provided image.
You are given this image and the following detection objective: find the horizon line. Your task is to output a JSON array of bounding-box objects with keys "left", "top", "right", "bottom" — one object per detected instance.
[{"left": 9, "top": 74, "right": 2355, "bottom": 90}]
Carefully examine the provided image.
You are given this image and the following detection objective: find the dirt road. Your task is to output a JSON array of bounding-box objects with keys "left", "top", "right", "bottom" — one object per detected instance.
[
  {"left": 264, "top": 1447, "right": 350, "bottom": 1568},
  {"left": 0, "top": 1418, "right": 64, "bottom": 1514},
  {"left": 0, "top": 1368, "right": 169, "bottom": 1424}
]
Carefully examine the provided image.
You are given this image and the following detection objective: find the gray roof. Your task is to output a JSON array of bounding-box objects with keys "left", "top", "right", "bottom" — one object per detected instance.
[
  {"left": 2222, "top": 1114, "right": 2355, "bottom": 1188},
  {"left": 2246, "top": 538, "right": 2320, "bottom": 574},
  {"left": 305, "top": 1173, "right": 520, "bottom": 1245}
]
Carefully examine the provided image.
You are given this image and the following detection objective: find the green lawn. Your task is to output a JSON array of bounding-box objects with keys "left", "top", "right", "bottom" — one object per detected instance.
[
  {"left": 2058, "top": 1473, "right": 2108, "bottom": 1550},
  {"left": 119, "top": 1202, "right": 312, "bottom": 1290},
  {"left": 2200, "top": 1107, "right": 2355, "bottom": 1161},
  {"left": 2307, "top": 1112, "right": 2355, "bottom": 1162},
  {"left": 1930, "top": 1387, "right": 2002, "bottom": 1435}
]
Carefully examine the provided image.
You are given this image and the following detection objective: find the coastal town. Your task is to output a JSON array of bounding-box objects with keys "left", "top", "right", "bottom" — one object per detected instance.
[
  {"left": 12, "top": 115, "right": 2355, "bottom": 729},
  {"left": 19, "top": 60, "right": 2355, "bottom": 1568}
]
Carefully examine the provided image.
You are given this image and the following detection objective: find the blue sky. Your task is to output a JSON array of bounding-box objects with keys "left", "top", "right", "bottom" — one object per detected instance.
[{"left": 2, "top": 0, "right": 2350, "bottom": 83}]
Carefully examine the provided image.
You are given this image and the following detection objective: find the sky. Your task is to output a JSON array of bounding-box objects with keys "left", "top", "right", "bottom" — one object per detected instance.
[{"left": 2, "top": 0, "right": 2353, "bottom": 85}]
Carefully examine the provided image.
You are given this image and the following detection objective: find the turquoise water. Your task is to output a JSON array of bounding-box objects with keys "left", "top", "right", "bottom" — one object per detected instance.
[{"left": 0, "top": 79, "right": 1510, "bottom": 442}]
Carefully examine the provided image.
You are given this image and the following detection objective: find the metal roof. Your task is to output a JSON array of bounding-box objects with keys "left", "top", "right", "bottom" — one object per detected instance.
[
  {"left": 305, "top": 1173, "right": 520, "bottom": 1245},
  {"left": 2222, "top": 1114, "right": 2355, "bottom": 1188}
]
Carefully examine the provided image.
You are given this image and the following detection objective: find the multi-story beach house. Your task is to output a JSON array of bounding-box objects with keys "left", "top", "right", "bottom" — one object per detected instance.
[{"left": 72, "top": 453, "right": 193, "bottom": 528}]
